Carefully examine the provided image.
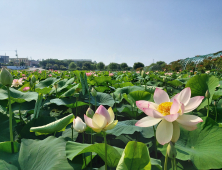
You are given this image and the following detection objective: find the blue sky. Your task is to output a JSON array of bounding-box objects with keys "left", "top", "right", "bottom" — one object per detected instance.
[{"left": 0, "top": 0, "right": 222, "bottom": 66}]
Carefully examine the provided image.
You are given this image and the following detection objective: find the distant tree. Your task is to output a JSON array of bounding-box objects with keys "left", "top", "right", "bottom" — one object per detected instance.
[
  {"left": 133, "top": 62, "right": 144, "bottom": 70},
  {"left": 170, "top": 61, "right": 182, "bottom": 72},
  {"left": 186, "top": 62, "right": 196, "bottom": 72},
  {"left": 53, "top": 64, "right": 59, "bottom": 70},
  {"left": 96, "top": 62, "right": 105, "bottom": 70},
  {"left": 91, "top": 63, "right": 96, "bottom": 70},
  {"left": 60, "top": 65, "right": 66, "bottom": 70},
  {"left": 46, "top": 63, "right": 52, "bottom": 69},
  {"left": 83, "top": 62, "right": 91, "bottom": 70},
  {"left": 68, "top": 62, "right": 77, "bottom": 70},
  {"left": 108, "top": 62, "right": 118, "bottom": 71},
  {"left": 120, "top": 63, "right": 128, "bottom": 70}
]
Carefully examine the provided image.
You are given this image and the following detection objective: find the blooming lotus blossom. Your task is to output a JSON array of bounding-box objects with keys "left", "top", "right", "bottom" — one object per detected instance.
[
  {"left": 135, "top": 87, "right": 204, "bottom": 145},
  {"left": 86, "top": 72, "right": 92, "bottom": 77},
  {"left": 23, "top": 87, "right": 30, "bottom": 91},
  {"left": 109, "top": 73, "right": 114, "bottom": 76},
  {"left": 205, "top": 71, "right": 210, "bottom": 74},
  {"left": 84, "top": 105, "right": 118, "bottom": 133},
  {"left": 38, "top": 71, "right": 42, "bottom": 73},
  {"left": 11, "top": 78, "right": 24, "bottom": 87},
  {"left": 23, "top": 77, "right": 27, "bottom": 80},
  {"left": 73, "top": 117, "right": 86, "bottom": 133},
  {"left": 22, "top": 74, "right": 26, "bottom": 77},
  {"left": 49, "top": 74, "right": 52, "bottom": 77}
]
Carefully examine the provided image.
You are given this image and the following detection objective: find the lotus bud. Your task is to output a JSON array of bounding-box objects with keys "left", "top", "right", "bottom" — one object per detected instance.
[
  {"left": 117, "top": 93, "right": 122, "bottom": 100},
  {"left": 205, "top": 90, "right": 210, "bottom": 99},
  {"left": 141, "top": 70, "right": 145, "bottom": 78},
  {"left": 0, "top": 68, "right": 13, "bottom": 87},
  {"left": 31, "top": 75, "right": 36, "bottom": 83},
  {"left": 86, "top": 107, "right": 95, "bottom": 118},
  {"left": 167, "top": 142, "right": 177, "bottom": 159},
  {"left": 74, "top": 93, "right": 79, "bottom": 98},
  {"left": 73, "top": 117, "right": 86, "bottom": 133},
  {"left": 91, "top": 87, "right": 97, "bottom": 97},
  {"left": 30, "top": 80, "right": 34, "bottom": 87},
  {"left": 54, "top": 83, "right": 58, "bottom": 89},
  {"left": 213, "top": 101, "right": 216, "bottom": 106}
]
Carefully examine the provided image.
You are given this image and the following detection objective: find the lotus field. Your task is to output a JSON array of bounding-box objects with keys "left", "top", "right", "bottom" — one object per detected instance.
[{"left": 1, "top": 68, "right": 222, "bottom": 170}]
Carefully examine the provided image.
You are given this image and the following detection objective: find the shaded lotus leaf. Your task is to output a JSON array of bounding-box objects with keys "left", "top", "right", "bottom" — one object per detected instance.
[{"left": 30, "top": 114, "right": 74, "bottom": 135}]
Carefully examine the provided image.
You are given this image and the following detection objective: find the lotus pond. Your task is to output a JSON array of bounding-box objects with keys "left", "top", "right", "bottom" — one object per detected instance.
[{"left": 0, "top": 69, "right": 222, "bottom": 170}]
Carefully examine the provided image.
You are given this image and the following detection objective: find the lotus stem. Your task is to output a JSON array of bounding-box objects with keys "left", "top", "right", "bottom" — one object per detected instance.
[
  {"left": 174, "top": 159, "right": 177, "bottom": 170},
  {"left": 95, "top": 97, "right": 97, "bottom": 111},
  {"left": 82, "top": 132, "right": 86, "bottom": 166},
  {"left": 164, "top": 149, "right": 168, "bottom": 170},
  {"left": 90, "top": 129, "right": 93, "bottom": 170},
  {"left": 7, "top": 86, "right": 14, "bottom": 153},
  {"left": 71, "top": 125, "right": 73, "bottom": 141},
  {"left": 215, "top": 105, "right": 218, "bottom": 122},
  {"left": 103, "top": 132, "right": 108, "bottom": 170},
  {"left": 207, "top": 98, "right": 209, "bottom": 117},
  {"left": 76, "top": 97, "right": 78, "bottom": 117},
  {"left": 55, "top": 87, "right": 58, "bottom": 98},
  {"left": 171, "top": 159, "right": 175, "bottom": 170},
  {"left": 153, "top": 126, "right": 157, "bottom": 158}
]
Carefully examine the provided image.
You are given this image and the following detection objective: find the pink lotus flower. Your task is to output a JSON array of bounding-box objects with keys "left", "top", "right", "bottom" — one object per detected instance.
[
  {"left": 135, "top": 87, "right": 204, "bottom": 145},
  {"left": 22, "top": 74, "right": 26, "bottom": 77},
  {"left": 38, "top": 71, "right": 42, "bottom": 73},
  {"left": 84, "top": 105, "right": 118, "bottom": 133},
  {"left": 49, "top": 74, "right": 52, "bottom": 77},
  {"left": 11, "top": 78, "right": 24, "bottom": 87},
  {"left": 23, "top": 87, "right": 30, "bottom": 91},
  {"left": 109, "top": 73, "right": 114, "bottom": 76},
  {"left": 86, "top": 72, "right": 92, "bottom": 77},
  {"left": 23, "top": 77, "right": 27, "bottom": 80}
]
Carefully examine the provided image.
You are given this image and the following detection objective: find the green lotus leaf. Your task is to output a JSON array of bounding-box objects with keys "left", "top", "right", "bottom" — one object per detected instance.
[
  {"left": 30, "top": 114, "right": 74, "bottom": 135},
  {"left": 116, "top": 141, "right": 151, "bottom": 170},
  {"left": 18, "top": 136, "right": 73, "bottom": 170},
  {"left": 66, "top": 142, "right": 123, "bottom": 168}
]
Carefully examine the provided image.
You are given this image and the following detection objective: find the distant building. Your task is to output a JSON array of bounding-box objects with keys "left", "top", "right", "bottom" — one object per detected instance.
[
  {"left": 29, "top": 60, "right": 40, "bottom": 66},
  {"left": 0, "top": 55, "right": 9, "bottom": 63},
  {"left": 9, "top": 58, "right": 29, "bottom": 66}
]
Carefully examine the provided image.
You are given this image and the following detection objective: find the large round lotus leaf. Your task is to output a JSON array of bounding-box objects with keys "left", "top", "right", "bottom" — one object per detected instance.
[
  {"left": 50, "top": 97, "right": 76, "bottom": 106},
  {"left": 18, "top": 136, "right": 73, "bottom": 170},
  {"left": 158, "top": 117, "right": 222, "bottom": 169},
  {"left": 95, "top": 86, "right": 110, "bottom": 93},
  {"left": 0, "top": 87, "right": 38, "bottom": 103},
  {"left": 0, "top": 141, "right": 20, "bottom": 153},
  {"left": 30, "top": 114, "right": 74, "bottom": 135},
  {"left": 0, "top": 113, "right": 16, "bottom": 142},
  {"left": 35, "top": 77, "right": 59, "bottom": 89},
  {"left": 50, "top": 78, "right": 74, "bottom": 94},
  {"left": 0, "top": 160, "right": 18, "bottom": 170},
  {"left": 112, "top": 82, "right": 134, "bottom": 89},
  {"left": 0, "top": 151, "right": 20, "bottom": 169},
  {"left": 128, "top": 90, "right": 153, "bottom": 103},
  {"left": 114, "top": 86, "right": 145, "bottom": 98},
  {"left": 106, "top": 120, "right": 154, "bottom": 139},
  {"left": 116, "top": 141, "right": 151, "bottom": 170},
  {"left": 87, "top": 92, "right": 115, "bottom": 107},
  {"left": 66, "top": 142, "right": 123, "bottom": 168},
  {"left": 94, "top": 76, "right": 111, "bottom": 84},
  {"left": 167, "top": 80, "right": 183, "bottom": 87},
  {"left": 185, "top": 74, "right": 219, "bottom": 110},
  {"left": 60, "top": 83, "right": 81, "bottom": 97}
]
